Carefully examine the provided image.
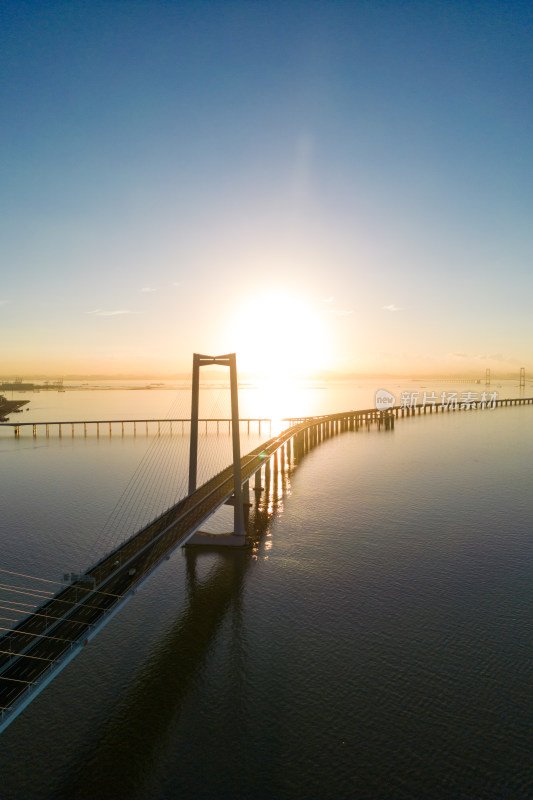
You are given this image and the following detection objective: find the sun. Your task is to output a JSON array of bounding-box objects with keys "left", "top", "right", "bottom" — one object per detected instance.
[{"left": 227, "top": 289, "right": 331, "bottom": 381}]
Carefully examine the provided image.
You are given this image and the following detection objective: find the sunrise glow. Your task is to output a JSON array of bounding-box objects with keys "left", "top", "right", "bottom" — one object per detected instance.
[{"left": 226, "top": 290, "right": 332, "bottom": 381}]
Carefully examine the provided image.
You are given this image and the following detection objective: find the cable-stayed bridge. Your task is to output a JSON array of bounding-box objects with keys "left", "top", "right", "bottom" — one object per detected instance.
[{"left": 1, "top": 354, "right": 532, "bottom": 734}]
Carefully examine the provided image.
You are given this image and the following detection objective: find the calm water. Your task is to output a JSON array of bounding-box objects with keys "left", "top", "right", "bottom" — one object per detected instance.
[{"left": 0, "top": 381, "right": 532, "bottom": 799}]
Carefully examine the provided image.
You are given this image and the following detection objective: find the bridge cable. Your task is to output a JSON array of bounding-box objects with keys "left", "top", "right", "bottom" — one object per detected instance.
[
  {"left": 85, "top": 387, "right": 192, "bottom": 563},
  {"left": 0, "top": 604, "right": 96, "bottom": 627},
  {"left": 0, "top": 649, "right": 54, "bottom": 662},
  {"left": 0, "top": 626, "right": 75, "bottom": 643}
]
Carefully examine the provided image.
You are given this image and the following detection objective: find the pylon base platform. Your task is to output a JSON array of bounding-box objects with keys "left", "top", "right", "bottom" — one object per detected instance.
[{"left": 185, "top": 531, "right": 248, "bottom": 547}]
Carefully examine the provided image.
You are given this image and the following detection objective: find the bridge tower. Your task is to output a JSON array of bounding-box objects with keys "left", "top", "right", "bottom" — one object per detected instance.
[
  {"left": 520, "top": 367, "right": 525, "bottom": 388},
  {"left": 188, "top": 353, "right": 245, "bottom": 538}
]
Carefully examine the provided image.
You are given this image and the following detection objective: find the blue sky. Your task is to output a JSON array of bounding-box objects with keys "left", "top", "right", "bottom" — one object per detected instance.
[{"left": 1, "top": 0, "right": 532, "bottom": 377}]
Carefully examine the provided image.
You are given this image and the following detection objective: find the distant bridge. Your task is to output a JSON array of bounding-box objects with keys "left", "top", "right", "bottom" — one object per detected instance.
[
  {"left": 0, "top": 417, "right": 271, "bottom": 438},
  {"left": 1, "top": 352, "right": 532, "bottom": 734}
]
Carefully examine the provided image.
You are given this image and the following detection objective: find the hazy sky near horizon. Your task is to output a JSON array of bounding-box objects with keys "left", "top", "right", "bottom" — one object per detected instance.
[{"left": 2, "top": 0, "right": 532, "bottom": 378}]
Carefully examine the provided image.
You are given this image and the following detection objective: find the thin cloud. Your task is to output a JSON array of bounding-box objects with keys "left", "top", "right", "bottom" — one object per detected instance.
[
  {"left": 87, "top": 309, "right": 141, "bottom": 316},
  {"left": 0, "top": 300, "right": 8, "bottom": 307},
  {"left": 141, "top": 287, "right": 156, "bottom": 293},
  {"left": 172, "top": 281, "right": 181, "bottom": 288},
  {"left": 326, "top": 309, "right": 353, "bottom": 316},
  {"left": 382, "top": 304, "right": 401, "bottom": 312},
  {"left": 323, "top": 296, "right": 334, "bottom": 303},
  {"left": 476, "top": 352, "right": 519, "bottom": 364}
]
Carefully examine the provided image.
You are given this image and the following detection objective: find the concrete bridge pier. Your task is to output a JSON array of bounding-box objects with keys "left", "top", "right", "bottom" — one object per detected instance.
[
  {"left": 271, "top": 452, "right": 280, "bottom": 499},
  {"left": 264, "top": 458, "right": 271, "bottom": 496}
]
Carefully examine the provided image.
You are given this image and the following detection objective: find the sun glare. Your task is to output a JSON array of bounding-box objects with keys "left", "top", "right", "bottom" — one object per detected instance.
[{"left": 228, "top": 290, "right": 331, "bottom": 381}]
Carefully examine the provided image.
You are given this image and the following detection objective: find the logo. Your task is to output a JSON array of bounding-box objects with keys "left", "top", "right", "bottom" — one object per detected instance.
[{"left": 375, "top": 389, "right": 396, "bottom": 410}]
